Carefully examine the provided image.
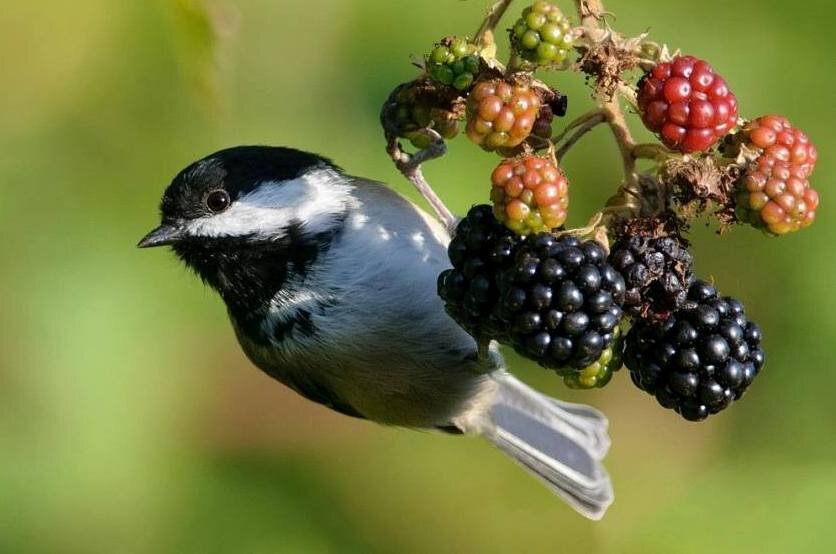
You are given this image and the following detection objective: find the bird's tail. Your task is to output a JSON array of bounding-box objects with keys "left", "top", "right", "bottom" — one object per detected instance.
[{"left": 478, "top": 373, "right": 614, "bottom": 520}]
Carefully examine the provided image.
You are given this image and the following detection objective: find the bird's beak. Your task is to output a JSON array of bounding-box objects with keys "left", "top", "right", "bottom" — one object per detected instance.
[{"left": 137, "top": 223, "right": 186, "bottom": 248}]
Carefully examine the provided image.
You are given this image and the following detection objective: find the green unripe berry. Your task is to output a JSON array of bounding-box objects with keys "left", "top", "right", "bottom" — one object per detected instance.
[
  {"left": 450, "top": 39, "right": 469, "bottom": 58},
  {"left": 532, "top": 1, "right": 551, "bottom": 13},
  {"left": 463, "top": 55, "right": 480, "bottom": 74},
  {"left": 540, "top": 22, "right": 562, "bottom": 43},
  {"left": 514, "top": 21, "right": 528, "bottom": 38},
  {"left": 430, "top": 46, "right": 449, "bottom": 64},
  {"left": 453, "top": 73, "right": 474, "bottom": 91},
  {"left": 521, "top": 29, "right": 540, "bottom": 49},
  {"left": 537, "top": 42, "right": 559, "bottom": 61},
  {"left": 451, "top": 59, "right": 465, "bottom": 75},
  {"left": 430, "top": 64, "right": 455, "bottom": 85},
  {"left": 526, "top": 12, "right": 547, "bottom": 30}
]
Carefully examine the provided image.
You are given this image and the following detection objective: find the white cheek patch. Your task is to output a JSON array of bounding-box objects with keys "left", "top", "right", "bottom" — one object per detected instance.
[{"left": 187, "top": 169, "right": 352, "bottom": 238}]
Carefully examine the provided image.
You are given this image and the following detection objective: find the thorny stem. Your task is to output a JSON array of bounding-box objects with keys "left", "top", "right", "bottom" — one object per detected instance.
[
  {"left": 555, "top": 110, "right": 607, "bottom": 161},
  {"left": 574, "top": 0, "right": 642, "bottom": 217},
  {"left": 386, "top": 130, "right": 458, "bottom": 232},
  {"left": 474, "top": 0, "right": 516, "bottom": 44},
  {"left": 551, "top": 108, "right": 606, "bottom": 146}
]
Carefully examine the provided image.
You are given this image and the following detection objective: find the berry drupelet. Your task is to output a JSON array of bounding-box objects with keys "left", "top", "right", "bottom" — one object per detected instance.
[
  {"left": 490, "top": 155, "right": 570, "bottom": 236},
  {"left": 437, "top": 205, "right": 520, "bottom": 339},
  {"left": 608, "top": 234, "right": 694, "bottom": 321},
  {"left": 563, "top": 326, "right": 625, "bottom": 389},
  {"left": 495, "top": 234, "right": 626, "bottom": 371},
  {"left": 637, "top": 55, "right": 738, "bottom": 153},
  {"left": 624, "top": 280, "right": 765, "bottom": 421}
]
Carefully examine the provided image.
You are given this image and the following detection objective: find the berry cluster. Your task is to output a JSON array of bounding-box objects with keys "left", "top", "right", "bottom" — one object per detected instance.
[
  {"left": 734, "top": 115, "right": 819, "bottom": 235},
  {"left": 625, "top": 281, "right": 764, "bottom": 421},
  {"left": 637, "top": 55, "right": 738, "bottom": 153},
  {"left": 379, "top": 0, "right": 819, "bottom": 423},
  {"left": 495, "top": 234, "right": 626, "bottom": 371},
  {"left": 490, "top": 156, "right": 569, "bottom": 235},
  {"left": 511, "top": 1, "right": 574, "bottom": 66},
  {"left": 466, "top": 79, "right": 542, "bottom": 151},
  {"left": 427, "top": 38, "right": 481, "bottom": 92},
  {"left": 608, "top": 234, "right": 694, "bottom": 321}
]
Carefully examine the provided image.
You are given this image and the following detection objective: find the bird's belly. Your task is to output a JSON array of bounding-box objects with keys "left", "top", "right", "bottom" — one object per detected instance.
[{"left": 234, "top": 328, "right": 497, "bottom": 428}]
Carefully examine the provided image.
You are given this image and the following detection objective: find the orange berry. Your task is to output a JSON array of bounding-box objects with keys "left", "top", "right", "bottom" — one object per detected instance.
[{"left": 489, "top": 155, "right": 570, "bottom": 236}]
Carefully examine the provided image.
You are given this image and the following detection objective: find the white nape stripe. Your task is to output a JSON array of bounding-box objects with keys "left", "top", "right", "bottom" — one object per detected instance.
[{"left": 187, "top": 168, "right": 352, "bottom": 239}]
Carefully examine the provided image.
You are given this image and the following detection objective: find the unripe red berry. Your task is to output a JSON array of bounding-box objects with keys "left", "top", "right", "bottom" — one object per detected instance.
[
  {"left": 466, "top": 79, "right": 541, "bottom": 151},
  {"left": 637, "top": 55, "right": 738, "bottom": 153},
  {"left": 490, "top": 155, "right": 569, "bottom": 235},
  {"left": 734, "top": 115, "right": 819, "bottom": 235}
]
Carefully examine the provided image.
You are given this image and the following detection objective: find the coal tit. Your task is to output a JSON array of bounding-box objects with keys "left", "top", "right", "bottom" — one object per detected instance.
[{"left": 139, "top": 146, "right": 614, "bottom": 519}]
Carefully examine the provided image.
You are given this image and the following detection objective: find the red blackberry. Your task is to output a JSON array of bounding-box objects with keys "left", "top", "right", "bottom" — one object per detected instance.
[
  {"left": 466, "top": 79, "right": 541, "bottom": 151},
  {"left": 624, "top": 280, "right": 765, "bottom": 421},
  {"left": 495, "top": 234, "right": 626, "bottom": 371},
  {"left": 637, "top": 55, "right": 738, "bottom": 153},
  {"left": 734, "top": 116, "right": 819, "bottom": 235},
  {"left": 490, "top": 156, "right": 570, "bottom": 236},
  {"left": 437, "top": 205, "right": 520, "bottom": 339},
  {"left": 608, "top": 234, "right": 694, "bottom": 321}
]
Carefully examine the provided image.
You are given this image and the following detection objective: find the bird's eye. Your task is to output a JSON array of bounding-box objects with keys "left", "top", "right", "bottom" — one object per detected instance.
[{"left": 206, "top": 190, "right": 231, "bottom": 213}]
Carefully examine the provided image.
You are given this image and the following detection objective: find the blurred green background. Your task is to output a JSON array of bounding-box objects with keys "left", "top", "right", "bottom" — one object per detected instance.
[{"left": 1, "top": 0, "right": 834, "bottom": 552}]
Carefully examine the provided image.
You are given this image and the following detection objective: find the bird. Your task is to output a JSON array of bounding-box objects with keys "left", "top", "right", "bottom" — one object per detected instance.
[{"left": 138, "top": 145, "right": 614, "bottom": 519}]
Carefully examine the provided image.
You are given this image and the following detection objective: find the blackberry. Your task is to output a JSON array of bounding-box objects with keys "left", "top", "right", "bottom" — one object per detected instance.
[
  {"left": 495, "top": 234, "right": 626, "bottom": 371},
  {"left": 608, "top": 234, "right": 694, "bottom": 321},
  {"left": 624, "top": 280, "right": 765, "bottom": 421},
  {"left": 564, "top": 326, "right": 625, "bottom": 389},
  {"left": 437, "top": 205, "right": 520, "bottom": 339}
]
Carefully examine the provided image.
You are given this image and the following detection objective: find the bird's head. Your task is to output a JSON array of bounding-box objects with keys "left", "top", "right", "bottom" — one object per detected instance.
[{"left": 139, "top": 145, "right": 351, "bottom": 322}]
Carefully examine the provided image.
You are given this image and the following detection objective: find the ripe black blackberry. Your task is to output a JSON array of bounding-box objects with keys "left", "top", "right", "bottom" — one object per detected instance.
[
  {"left": 624, "top": 280, "right": 765, "bottom": 421},
  {"left": 437, "top": 205, "right": 520, "bottom": 339},
  {"left": 609, "top": 234, "right": 694, "bottom": 321},
  {"left": 495, "top": 233, "right": 626, "bottom": 371}
]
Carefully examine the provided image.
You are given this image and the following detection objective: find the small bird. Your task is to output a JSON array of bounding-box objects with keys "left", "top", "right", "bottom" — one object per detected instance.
[{"left": 139, "top": 145, "right": 613, "bottom": 519}]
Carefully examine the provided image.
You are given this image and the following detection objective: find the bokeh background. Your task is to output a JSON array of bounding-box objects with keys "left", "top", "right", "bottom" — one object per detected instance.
[{"left": 1, "top": 0, "right": 834, "bottom": 552}]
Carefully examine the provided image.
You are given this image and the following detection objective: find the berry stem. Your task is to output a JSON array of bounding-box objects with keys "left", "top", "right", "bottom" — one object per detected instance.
[
  {"left": 386, "top": 130, "right": 458, "bottom": 232},
  {"left": 554, "top": 110, "right": 607, "bottom": 161},
  {"left": 574, "top": 0, "right": 642, "bottom": 205},
  {"left": 474, "top": 0, "right": 516, "bottom": 46},
  {"left": 632, "top": 143, "right": 676, "bottom": 160}
]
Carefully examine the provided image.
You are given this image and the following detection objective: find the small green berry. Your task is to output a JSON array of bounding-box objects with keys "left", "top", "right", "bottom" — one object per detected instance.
[
  {"left": 453, "top": 73, "right": 474, "bottom": 91},
  {"left": 526, "top": 12, "right": 547, "bottom": 30},
  {"left": 430, "top": 46, "right": 449, "bottom": 64},
  {"left": 521, "top": 29, "right": 540, "bottom": 49},
  {"left": 537, "top": 42, "right": 559, "bottom": 61},
  {"left": 540, "top": 23, "right": 562, "bottom": 43}
]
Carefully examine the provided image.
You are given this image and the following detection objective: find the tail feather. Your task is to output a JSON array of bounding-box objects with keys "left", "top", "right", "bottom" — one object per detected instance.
[{"left": 481, "top": 373, "right": 614, "bottom": 520}]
